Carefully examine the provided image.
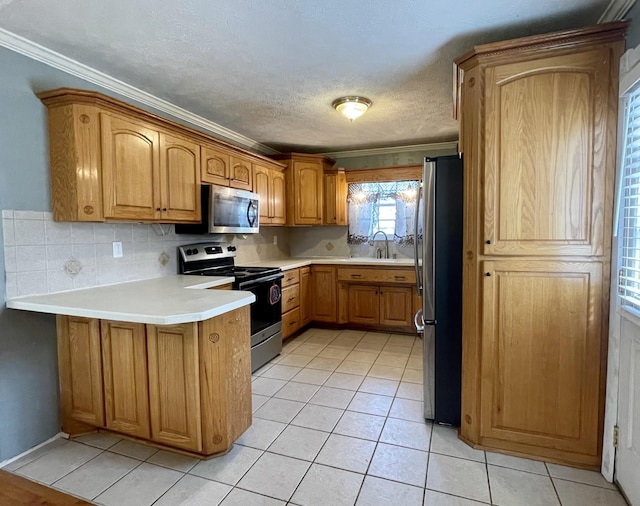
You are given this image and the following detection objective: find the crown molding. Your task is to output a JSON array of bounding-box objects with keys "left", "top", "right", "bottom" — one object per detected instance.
[
  {"left": 599, "top": 0, "right": 636, "bottom": 22},
  {"left": 321, "top": 141, "right": 459, "bottom": 159},
  {"left": 0, "top": 28, "right": 278, "bottom": 155}
]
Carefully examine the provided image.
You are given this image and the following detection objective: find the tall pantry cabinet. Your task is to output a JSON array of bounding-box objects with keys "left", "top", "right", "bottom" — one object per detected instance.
[{"left": 455, "top": 22, "right": 626, "bottom": 468}]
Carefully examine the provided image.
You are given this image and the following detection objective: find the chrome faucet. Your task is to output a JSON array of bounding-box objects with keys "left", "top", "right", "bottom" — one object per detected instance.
[{"left": 371, "top": 230, "right": 389, "bottom": 259}]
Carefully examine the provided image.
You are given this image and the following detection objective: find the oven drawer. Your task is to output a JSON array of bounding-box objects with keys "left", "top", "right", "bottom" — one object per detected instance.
[
  {"left": 282, "top": 269, "right": 300, "bottom": 288},
  {"left": 282, "top": 284, "right": 300, "bottom": 313},
  {"left": 282, "top": 307, "right": 301, "bottom": 338}
]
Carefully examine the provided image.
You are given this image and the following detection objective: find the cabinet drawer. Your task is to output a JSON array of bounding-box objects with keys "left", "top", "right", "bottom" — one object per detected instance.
[
  {"left": 282, "top": 269, "right": 300, "bottom": 287},
  {"left": 337, "top": 267, "right": 416, "bottom": 284},
  {"left": 282, "top": 284, "right": 300, "bottom": 313},
  {"left": 282, "top": 307, "right": 301, "bottom": 338}
]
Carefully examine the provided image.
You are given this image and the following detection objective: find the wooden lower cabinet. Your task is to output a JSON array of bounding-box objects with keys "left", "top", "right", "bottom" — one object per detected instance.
[
  {"left": 281, "top": 268, "right": 304, "bottom": 338},
  {"left": 379, "top": 287, "right": 413, "bottom": 327},
  {"left": 347, "top": 284, "right": 413, "bottom": 327},
  {"left": 147, "top": 323, "right": 202, "bottom": 452},
  {"left": 311, "top": 266, "right": 337, "bottom": 322},
  {"left": 56, "top": 306, "right": 252, "bottom": 457},
  {"left": 474, "top": 260, "right": 604, "bottom": 464},
  {"left": 57, "top": 316, "right": 104, "bottom": 430},
  {"left": 101, "top": 321, "right": 150, "bottom": 439},
  {"left": 348, "top": 285, "right": 379, "bottom": 325},
  {"left": 299, "top": 267, "right": 311, "bottom": 327}
]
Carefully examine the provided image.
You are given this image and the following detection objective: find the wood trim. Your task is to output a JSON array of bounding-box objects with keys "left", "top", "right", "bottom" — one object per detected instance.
[
  {"left": 345, "top": 165, "right": 422, "bottom": 183},
  {"left": 37, "top": 88, "right": 287, "bottom": 169},
  {"left": 456, "top": 21, "right": 628, "bottom": 69},
  {"left": 0, "top": 470, "right": 94, "bottom": 505},
  {"left": 270, "top": 152, "right": 335, "bottom": 165}
]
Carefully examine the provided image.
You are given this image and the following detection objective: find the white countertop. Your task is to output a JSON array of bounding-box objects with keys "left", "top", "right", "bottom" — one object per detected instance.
[
  {"left": 6, "top": 275, "right": 255, "bottom": 325},
  {"left": 245, "top": 257, "right": 416, "bottom": 271}
]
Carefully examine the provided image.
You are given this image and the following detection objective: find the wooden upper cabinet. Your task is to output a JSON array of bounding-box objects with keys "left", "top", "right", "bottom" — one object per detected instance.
[
  {"left": 294, "top": 161, "right": 324, "bottom": 224},
  {"left": 271, "top": 170, "right": 286, "bottom": 224},
  {"left": 230, "top": 156, "right": 253, "bottom": 191},
  {"left": 480, "top": 260, "right": 603, "bottom": 459},
  {"left": 201, "top": 145, "right": 231, "bottom": 186},
  {"left": 101, "top": 113, "right": 161, "bottom": 221},
  {"left": 324, "top": 169, "right": 348, "bottom": 226},
  {"left": 483, "top": 48, "right": 614, "bottom": 256},
  {"left": 159, "top": 133, "right": 201, "bottom": 222},
  {"left": 254, "top": 163, "right": 286, "bottom": 225},
  {"left": 40, "top": 88, "right": 282, "bottom": 223},
  {"left": 270, "top": 153, "right": 335, "bottom": 226}
]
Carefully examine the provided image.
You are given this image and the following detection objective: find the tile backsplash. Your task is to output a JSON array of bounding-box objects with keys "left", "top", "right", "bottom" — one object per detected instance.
[{"left": 2, "top": 210, "right": 290, "bottom": 299}]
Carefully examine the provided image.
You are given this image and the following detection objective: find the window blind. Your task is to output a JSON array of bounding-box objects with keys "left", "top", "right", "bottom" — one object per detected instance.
[{"left": 619, "top": 82, "right": 640, "bottom": 313}]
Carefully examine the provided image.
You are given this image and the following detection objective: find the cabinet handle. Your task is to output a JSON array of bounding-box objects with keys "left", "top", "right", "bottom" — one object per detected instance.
[
  {"left": 228, "top": 317, "right": 242, "bottom": 323},
  {"left": 156, "top": 207, "right": 161, "bottom": 211},
  {"left": 485, "top": 240, "right": 491, "bottom": 245},
  {"left": 287, "top": 296, "right": 296, "bottom": 302},
  {"left": 351, "top": 274, "right": 362, "bottom": 278},
  {"left": 485, "top": 272, "right": 491, "bottom": 277},
  {"left": 394, "top": 276, "right": 406, "bottom": 280},
  {"left": 289, "top": 321, "right": 296, "bottom": 326}
]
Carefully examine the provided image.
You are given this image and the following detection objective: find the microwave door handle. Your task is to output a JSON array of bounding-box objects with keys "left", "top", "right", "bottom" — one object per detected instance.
[{"left": 247, "top": 200, "right": 257, "bottom": 226}]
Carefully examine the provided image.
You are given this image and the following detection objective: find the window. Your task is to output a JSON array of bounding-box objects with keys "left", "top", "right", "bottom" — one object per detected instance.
[
  {"left": 347, "top": 180, "right": 419, "bottom": 245},
  {"left": 619, "top": 81, "right": 640, "bottom": 313}
]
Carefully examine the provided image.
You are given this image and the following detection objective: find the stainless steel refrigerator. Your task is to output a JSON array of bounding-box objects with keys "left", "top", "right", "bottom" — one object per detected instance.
[{"left": 413, "top": 154, "right": 463, "bottom": 426}]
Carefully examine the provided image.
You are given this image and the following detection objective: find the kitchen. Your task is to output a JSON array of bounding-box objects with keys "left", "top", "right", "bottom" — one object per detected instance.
[{"left": 1, "top": 1, "right": 639, "bottom": 505}]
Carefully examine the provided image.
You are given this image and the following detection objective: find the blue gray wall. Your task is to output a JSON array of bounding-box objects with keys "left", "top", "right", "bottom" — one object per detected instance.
[{"left": 626, "top": 1, "right": 640, "bottom": 49}]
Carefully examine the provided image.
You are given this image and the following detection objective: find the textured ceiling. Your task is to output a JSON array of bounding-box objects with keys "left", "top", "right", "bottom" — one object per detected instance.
[{"left": 0, "top": 0, "right": 611, "bottom": 153}]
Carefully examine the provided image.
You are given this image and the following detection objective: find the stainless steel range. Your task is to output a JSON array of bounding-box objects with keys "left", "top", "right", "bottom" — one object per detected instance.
[{"left": 178, "top": 242, "right": 283, "bottom": 372}]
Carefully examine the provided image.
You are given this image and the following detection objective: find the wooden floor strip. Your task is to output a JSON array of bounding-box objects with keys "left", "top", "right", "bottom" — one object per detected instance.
[{"left": 0, "top": 470, "right": 93, "bottom": 505}]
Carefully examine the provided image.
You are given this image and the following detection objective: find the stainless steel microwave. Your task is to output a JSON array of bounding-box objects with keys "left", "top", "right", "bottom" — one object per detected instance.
[{"left": 175, "top": 184, "right": 260, "bottom": 235}]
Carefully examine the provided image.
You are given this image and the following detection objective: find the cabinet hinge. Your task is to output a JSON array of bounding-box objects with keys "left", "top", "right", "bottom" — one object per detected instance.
[{"left": 613, "top": 425, "right": 619, "bottom": 448}]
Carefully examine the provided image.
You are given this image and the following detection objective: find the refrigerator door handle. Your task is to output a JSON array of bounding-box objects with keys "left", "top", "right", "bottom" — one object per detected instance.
[
  {"left": 423, "top": 160, "right": 436, "bottom": 323},
  {"left": 413, "top": 183, "right": 423, "bottom": 297},
  {"left": 414, "top": 308, "right": 424, "bottom": 333}
]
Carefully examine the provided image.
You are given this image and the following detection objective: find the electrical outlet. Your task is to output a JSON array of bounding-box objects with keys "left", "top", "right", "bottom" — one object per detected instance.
[
  {"left": 112, "top": 241, "right": 123, "bottom": 258},
  {"left": 273, "top": 235, "right": 278, "bottom": 245}
]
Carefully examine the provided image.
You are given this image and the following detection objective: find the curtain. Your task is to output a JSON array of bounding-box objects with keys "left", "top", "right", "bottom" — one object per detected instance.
[{"left": 347, "top": 181, "right": 419, "bottom": 245}]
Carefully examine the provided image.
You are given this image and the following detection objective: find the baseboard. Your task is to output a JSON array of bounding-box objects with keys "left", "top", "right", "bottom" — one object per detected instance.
[{"left": 0, "top": 432, "right": 68, "bottom": 469}]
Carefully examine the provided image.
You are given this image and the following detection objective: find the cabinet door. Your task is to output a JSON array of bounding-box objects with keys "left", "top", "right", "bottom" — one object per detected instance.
[
  {"left": 347, "top": 285, "right": 379, "bottom": 325},
  {"left": 147, "top": 323, "right": 202, "bottom": 452},
  {"left": 480, "top": 260, "right": 603, "bottom": 459},
  {"left": 101, "top": 113, "right": 160, "bottom": 220},
  {"left": 271, "top": 169, "right": 286, "bottom": 225},
  {"left": 293, "top": 161, "right": 323, "bottom": 224},
  {"left": 101, "top": 320, "right": 150, "bottom": 439},
  {"left": 230, "top": 156, "right": 253, "bottom": 191},
  {"left": 159, "top": 133, "right": 201, "bottom": 222},
  {"left": 484, "top": 49, "right": 613, "bottom": 256},
  {"left": 253, "top": 164, "right": 272, "bottom": 224},
  {"left": 324, "top": 173, "right": 337, "bottom": 225},
  {"left": 379, "top": 286, "right": 413, "bottom": 327},
  {"left": 311, "top": 266, "right": 337, "bottom": 322},
  {"left": 300, "top": 267, "right": 312, "bottom": 327},
  {"left": 57, "top": 316, "right": 104, "bottom": 428},
  {"left": 201, "top": 145, "right": 230, "bottom": 186}
]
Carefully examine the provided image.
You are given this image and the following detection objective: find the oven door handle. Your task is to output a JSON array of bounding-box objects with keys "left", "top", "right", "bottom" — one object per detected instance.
[{"left": 237, "top": 273, "right": 284, "bottom": 290}]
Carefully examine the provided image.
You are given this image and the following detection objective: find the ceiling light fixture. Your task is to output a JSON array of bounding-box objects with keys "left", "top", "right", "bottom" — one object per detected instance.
[{"left": 332, "top": 96, "right": 372, "bottom": 121}]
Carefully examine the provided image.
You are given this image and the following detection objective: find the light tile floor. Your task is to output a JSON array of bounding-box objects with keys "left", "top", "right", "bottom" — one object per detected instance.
[{"left": 2, "top": 328, "right": 629, "bottom": 506}]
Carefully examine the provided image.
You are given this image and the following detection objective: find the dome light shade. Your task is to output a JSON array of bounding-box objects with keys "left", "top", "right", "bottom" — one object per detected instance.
[{"left": 332, "top": 96, "right": 372, "bottom": 121}]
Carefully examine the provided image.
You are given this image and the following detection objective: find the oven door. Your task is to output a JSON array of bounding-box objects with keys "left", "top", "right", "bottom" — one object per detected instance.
[{"left": 238, "top": 273, "right": 283, "bottom": 346}]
